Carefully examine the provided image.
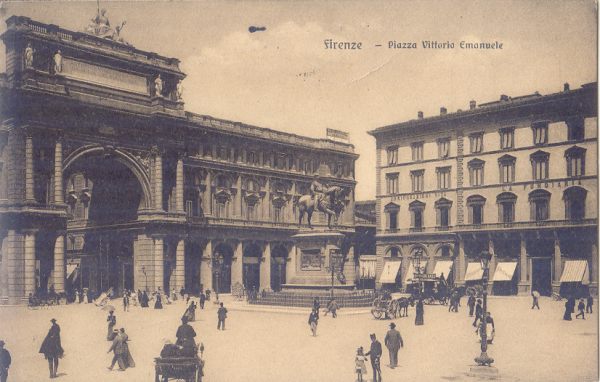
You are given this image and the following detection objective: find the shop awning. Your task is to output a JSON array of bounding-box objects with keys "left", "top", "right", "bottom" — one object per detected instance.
[
  {"left": 433, "top": 260, "right": 453, "bottom": 279},
  {"left": 378, "top": 260, "right": 402, "bottom": 284},
  {"left": 560, "top": 260, "right": 590, "bottom": 284},
  {"left": 66, "top": 260, "right": 80, "bottom": 280},
  {"left": 404, "top": 261, "right": 428, "bottom": 283},
  {"left": 492, "top": 262, "right": 517, "bottom": 282},
  {"left": 464, "top": 262, "right": 484, "bottom": 281},
  {"left": 359, "top": 256, "right": 377, "bottom": 279}
]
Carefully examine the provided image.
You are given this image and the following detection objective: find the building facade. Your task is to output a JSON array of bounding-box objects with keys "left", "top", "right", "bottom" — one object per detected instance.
[
  {"left": 369, "top": 83, "right": 597, "bottom": 296},
  {"left": 0, "top": 16, "right": 358, "bottom": 304}
]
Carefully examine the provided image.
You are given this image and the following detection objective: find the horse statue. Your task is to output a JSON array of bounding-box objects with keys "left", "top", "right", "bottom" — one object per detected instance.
[{"left": 297, "top": 185, "right": 347, "bottom": 229}]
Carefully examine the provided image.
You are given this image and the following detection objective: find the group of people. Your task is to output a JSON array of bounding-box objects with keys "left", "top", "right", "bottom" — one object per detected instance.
[
  {"left": 355, "top": 323, "right": 404, "bottom": 382},
  {"left": 563, "top": 295, "right": 594, "bottom": 320},
  {"left": 105, "top": 310, "right": 135, "bottom": 371}
]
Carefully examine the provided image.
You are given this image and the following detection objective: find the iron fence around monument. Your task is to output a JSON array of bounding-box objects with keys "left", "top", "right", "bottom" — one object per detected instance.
[{"left": 248, "top": 289, "right": 375, "bottom": 308}]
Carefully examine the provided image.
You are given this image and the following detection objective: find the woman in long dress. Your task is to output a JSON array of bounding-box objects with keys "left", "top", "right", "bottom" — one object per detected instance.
[
  {"left": 106, "top": 312, "right": 116, "bottom": 340},
  {"left": 415, "top": 299, "right": 424, "bottom": 326},
  {"left": 119, "top": 329, "right": 135, "bottom": 368},
  {"left": 154, "top": 292, "right": 163, "bottom": 309}
]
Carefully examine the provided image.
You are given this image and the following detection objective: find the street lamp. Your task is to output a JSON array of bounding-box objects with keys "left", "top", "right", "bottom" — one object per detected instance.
[
  {"left": 141, "top": 265, "right": 147, "bottom": 291},
  {"left": 412, "top": 249, "right": 424, "bottom": 296},
  {"left": 326, "top": 250, "right": 343, "bottom": 299},
  {"left": 474, "top": 250, "right": 494, "bottom": 367},
  {"left": 212, "top": 254, "right": 224, "bottom": 301}
]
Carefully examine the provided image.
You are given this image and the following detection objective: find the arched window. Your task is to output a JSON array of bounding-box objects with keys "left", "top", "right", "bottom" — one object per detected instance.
[
  {"left": 466, "top": 195, "right": 486, "bottom": 225},
  {"left": 384, "top": 203, "right": 400, "bottom": 230},
  {"left": 386, "top": 246, "right": 401, "bottom": 258},
  {"left": 529, "top": 189, "right": 551, "bottom": 221},
  {"left": 497, "top": 192, "right": 517, "bottom": 224},
  {"left": 563, "top": 186, "right": 587, "bottom": 220}
]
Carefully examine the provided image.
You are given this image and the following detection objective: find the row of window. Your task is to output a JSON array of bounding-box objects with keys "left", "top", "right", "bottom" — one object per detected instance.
[
  {"left": 385, "top": 117, "right": 586, "bottom": 165},
  {"left": 384, "top": 147, "right": 586, "bottom": 194},
  {"left": 384, "top": 187, "right": 588, "bottom": 230},
  {"left": 197, "top": 143, "right": 351, "bottom": 178}
]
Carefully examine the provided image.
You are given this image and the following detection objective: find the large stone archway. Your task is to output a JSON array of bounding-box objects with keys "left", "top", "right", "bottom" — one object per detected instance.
[{"left": 62, "top": 147, "right": 149, "bottom": 296}]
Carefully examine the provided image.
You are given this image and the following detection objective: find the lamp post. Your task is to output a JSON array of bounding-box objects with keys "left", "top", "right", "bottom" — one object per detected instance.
[
  {"left": 141, "top": 265, "right": 147, "bottom": 291},
  {"left": 213, "top": 254, "right": 224, "bottom": 301},
  {"left": 412, "top": 249, "right": 423, "bottom": 296},
  {"left": 326, "top": 250, "right": 343, "bottom": 299},
  {"left": 474, "top": 250, "right": 494, "bottom": 367}
]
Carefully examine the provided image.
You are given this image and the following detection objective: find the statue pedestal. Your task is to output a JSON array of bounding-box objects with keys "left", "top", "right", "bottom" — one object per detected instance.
[{"left": 283, "top": 229, "right": 351, "bottom": 291}]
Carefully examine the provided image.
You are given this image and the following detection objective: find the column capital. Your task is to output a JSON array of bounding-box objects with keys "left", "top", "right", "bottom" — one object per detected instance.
[{"left": 151, "top": 145, "right": 163, "bottom": 156}]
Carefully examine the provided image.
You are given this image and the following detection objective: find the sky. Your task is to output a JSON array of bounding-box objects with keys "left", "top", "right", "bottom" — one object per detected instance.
[{"left": 0, "top": 0, "right": 597, "bottom": 200}]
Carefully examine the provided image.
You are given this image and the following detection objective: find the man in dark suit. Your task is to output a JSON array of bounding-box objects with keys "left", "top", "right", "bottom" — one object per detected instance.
[
  {"left": 0, "top": 340, "right": 11, "bottom": 382},
  {"left": 217, "top": 302, "right": 228, "bottom": 330},
  {"left": 365, "top": 333, "right": 382, "bottom": 382},
  {"left": 39, "top": 319, "right": 63, "bottom": 378},
  {"left": 384, "top": 322, "right": 403, "bottom": 368},
  {"left": 107, "top": 330, "right": 125, "bottom": 371}
]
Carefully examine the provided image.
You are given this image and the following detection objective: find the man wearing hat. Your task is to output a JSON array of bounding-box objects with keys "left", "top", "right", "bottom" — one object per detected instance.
[
  {"left": 0, "top": 340, "right": 11, "bottom": 382},
  {"left": 176, "top": 316, "right": 197, "bottom": 350},
  {"left": 384, "top": 322, "right": 404, "bottom": 369},
  {"left": 39, "top": 319, "right": 63, "bottom": 378},
  {"left": 365, "top": 333, "right": 382, "bottom": 382}
]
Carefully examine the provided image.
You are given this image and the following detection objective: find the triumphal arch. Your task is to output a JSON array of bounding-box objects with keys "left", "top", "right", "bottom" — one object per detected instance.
[{"left": 0, "top": 16, "right": 358, "bottom": 304}]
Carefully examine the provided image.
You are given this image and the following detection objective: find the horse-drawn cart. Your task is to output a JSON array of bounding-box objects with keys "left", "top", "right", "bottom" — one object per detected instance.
[
  {"left": 371, "top": 292, "right": 413, "bottom": 319},
  {"left": 154, "top": 356, "right": 203, "bottom": 382}
]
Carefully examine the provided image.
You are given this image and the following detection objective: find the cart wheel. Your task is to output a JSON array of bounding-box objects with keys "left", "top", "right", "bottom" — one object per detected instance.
[{"left": 371, "top": 309, "right": 383, "bottom": 319}]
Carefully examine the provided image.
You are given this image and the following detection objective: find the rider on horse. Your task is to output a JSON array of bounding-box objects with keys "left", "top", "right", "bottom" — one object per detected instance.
[{"left": 310, "top": 175, "right": 327, "bottom": 211}]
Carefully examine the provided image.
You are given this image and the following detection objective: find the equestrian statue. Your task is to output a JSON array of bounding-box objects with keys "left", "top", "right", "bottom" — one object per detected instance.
[{"left": 297, "top": 175, "right": 347, "bottom": 229}]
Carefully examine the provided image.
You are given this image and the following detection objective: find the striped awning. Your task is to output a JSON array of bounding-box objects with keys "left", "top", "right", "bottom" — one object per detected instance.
[
  {"left": 433, "top": 260, "right": 453, "bottom": 279},
  {"left": 359, "top": 256, "right": 377, "bottom": 279},
  {"left": 464, "top": 262, "right": 484, "bottom": 281},
  {"left": 492, "top": 262, "right": 517, "bottom": 282},
  {"left": 378, "top": 260, "right": 402, "bottom": 284},
  {"left": 560, "top": 260, "right": 590, "bottom": 284},
  {"left": 404, "top": 261, "right": 428, "bottom": 283}
]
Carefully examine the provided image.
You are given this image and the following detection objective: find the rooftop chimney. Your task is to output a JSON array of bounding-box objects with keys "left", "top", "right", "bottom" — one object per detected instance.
[
  {"left": 469, "top": 100, "right": 476, "bottom": 110},
  {"left": 440, "top": 107, "right": 447, "bottom": 115},
  {"left": 417, "top": 111, "right": 424, "bottom": 119},
  {"left": 500, "top": 94, "right": 509, "bottom": 102},
  {"left": 564, "top": 83, "right": 570, "bottom": 92}
]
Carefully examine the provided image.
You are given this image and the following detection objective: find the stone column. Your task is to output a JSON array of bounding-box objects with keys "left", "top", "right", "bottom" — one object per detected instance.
[
  {"left": 153, "top": 236, "right": 164, "bottom": 291},
  {"left": 0, "top": 235, "right": 8, "bottom": 302},
  {"left": 176, "top": 155, "right": 185, "bottom": 213},
  {"left": 54, "top": 136, "right": 64, "bottom": 204},
  {"left": 24, "top": 231, "right": 36, "bottom": 298},
  {"left": 200, "top": 240, "right": 213, "bottom": 291},
  {"left": 455, "top": 236, "right": 466, "bottom": 285},
  {"left": 203, "top": 170, "right": 212, "bottom": 216},
  {"left": 25, "top": 131, "right": 35, "bottom": 202},
  {"left": 263, "top": 177, "right": 271, "bottom": 221},
  {"left": 553, "top": 236, "right": 561, "bottom": 293},
  {"left": 174, "top": 239, "right": 185, "bottom": 293},
  {"left": 518, "top": 234, "right": 529, "bottom": 295},
  {"left": 260, "top": 242, "right": 271, "bottom": 291},
  {"left": 6, "top": 231, "right": 23, "bottom": 304},
  {"left": 154, "top": 148, "right": 163, "bottom": 211},
  {"left": 235, "top": 174, "right": 242, "bottom": 218},
  {"left": 53, "top": 234, "right": 65, "bottom": 293},
  {"left": 133, "top": 234, "right": 154, "bottom": 292},
  {"left": 591, "top": 241, "right": 598, "bottom": 296},
  {"left": 231, "top": 241, "right": 243, "bottom": 287}
]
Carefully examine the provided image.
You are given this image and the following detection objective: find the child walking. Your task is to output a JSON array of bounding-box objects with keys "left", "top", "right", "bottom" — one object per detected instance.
[
  {"left": 576, "top": 298, "right": 586, "bottom": 319},
  {"left": 355, "top": 346, "right": 368, "bottom": 382}
]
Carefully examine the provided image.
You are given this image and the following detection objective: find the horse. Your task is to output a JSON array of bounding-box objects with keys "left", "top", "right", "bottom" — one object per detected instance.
[
  {"left": 396, "top": 296, "right": 415, "bottom": 317},
  {"left": 297, "top": 186, "right": 347, "bottom": 229}
]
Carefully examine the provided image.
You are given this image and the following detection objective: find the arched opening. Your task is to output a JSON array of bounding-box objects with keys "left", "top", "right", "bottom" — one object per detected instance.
[
  {"left": 243, "top": 243, "right": 262, "bottom": 291},
  {"left": 529, "top": 189, "right": 551, "bottom": 221},
  {"left": 185, "top": 241, "right": 202, "bottom": 294},
  {"left": 497, "top": 192, "right": 517, "bottom": 224},
  {"left": 64, "top": 152, "right": 146, "bottom": 296},
  {"left": 271, "top": 244, "right": 288, "bottom": 292},
  {"left": 212, "top": 243, "right": 233, "bottom": 294},
  {"left": 563, "top": 186, "right": 587, "bottom": 220}
]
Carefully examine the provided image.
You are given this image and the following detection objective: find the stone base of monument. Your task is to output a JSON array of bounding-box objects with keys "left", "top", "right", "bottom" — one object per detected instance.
[
  {"left": 285, "top": 228, "right": 354, "bottom": 290},
  {"left": 466, "top": 366, "right": 500, "bottom": 379}
]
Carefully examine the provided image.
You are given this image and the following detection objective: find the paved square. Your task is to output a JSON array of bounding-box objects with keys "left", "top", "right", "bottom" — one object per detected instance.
[{"left": 0, "top": 296, "right": 596, "bottom": 381}]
